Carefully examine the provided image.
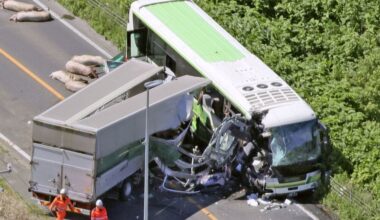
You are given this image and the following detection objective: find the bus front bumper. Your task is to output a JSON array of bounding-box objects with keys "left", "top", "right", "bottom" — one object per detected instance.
[{"left": 264, "top": 170, "right": 321, "bottom": 196}]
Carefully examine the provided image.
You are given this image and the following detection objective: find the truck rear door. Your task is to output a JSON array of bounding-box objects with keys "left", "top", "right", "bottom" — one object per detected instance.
[
  {"left": 30, "top": 143, "right": 63, "bottom": 196},
  {"left": 30, "top": 144, "right": 94, "bottom": 202},
  {"left": 62, "top": 150, "right": 94, "bottom": 202}
]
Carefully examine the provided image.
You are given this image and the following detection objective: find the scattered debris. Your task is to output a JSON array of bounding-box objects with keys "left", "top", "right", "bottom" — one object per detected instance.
[
  {"left": 246, "top": 194, "right": 293, "bottom": 212},
  {"left": 50, "top": 70, "right": 88, "bottom": 84},
  {"left": 49, "top": 54, "right": 106, "bottom": 92},
  {"left": 284, "top": 198, "right": 293, "bottom": 205},
  {"left": 260, "top": 203, "right": 287, "bottom": 212},
  {"left": 9, "top": 11, "right": 52, "bottom": 22},
  {"left": 65, "top": 60, "right": 98, "bottom": 79},
  {"left": 2, "top": 0, "right": 51, "bottom": 23},
  {"left": 1, "top": 0, "right": 41, "bottom": 12},
  {"left": 71, "top": 55, "right": 105, "bottom": 66},
  {"left": 246, "top": 193, "right": 259, "bottom": 207},
  {"left": 257, "top": 198, "right": 271, "bottom": 206},
  {"left": 199, "top": 173, "right": 226, "bottom": 187},
  {"left": 64, "top": 80, "right": 88, "bottom": 92}
]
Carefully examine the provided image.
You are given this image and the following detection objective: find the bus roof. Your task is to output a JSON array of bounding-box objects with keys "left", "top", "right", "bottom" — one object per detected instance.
[{"left": 130, "top": 0, "right": 313, "bottom": 119}]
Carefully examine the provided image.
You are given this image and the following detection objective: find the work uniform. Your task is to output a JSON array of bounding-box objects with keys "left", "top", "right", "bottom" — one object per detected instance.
[
  {"left": 91, "top": 207, "right": 109, "bottom": 220},
  {"left": 49, "top": 195, "right": 75, "bottom": 220}
]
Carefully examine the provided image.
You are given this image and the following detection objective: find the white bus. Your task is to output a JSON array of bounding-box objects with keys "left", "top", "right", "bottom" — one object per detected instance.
[{"left": 124, "top": 0, "right": 330, "bottom": 196}]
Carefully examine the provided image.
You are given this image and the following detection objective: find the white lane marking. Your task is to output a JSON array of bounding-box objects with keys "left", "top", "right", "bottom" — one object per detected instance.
[
  {"left": 32, "top": 0, "right": 113, "bottom": 59},
  {"left": 295, "top": 203, "right": 319, "bottom": 220},
  {"left": 0, "top": 132, "right": 31, "bottom": 162}
]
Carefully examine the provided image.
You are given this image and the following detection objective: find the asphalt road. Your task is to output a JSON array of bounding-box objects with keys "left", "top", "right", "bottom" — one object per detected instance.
[{"left": 0, "top": 1, "right": 332, "bottom": 220}]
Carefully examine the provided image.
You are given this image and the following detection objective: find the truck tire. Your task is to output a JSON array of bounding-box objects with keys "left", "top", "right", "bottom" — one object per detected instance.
[{"left": 119, "top": 180, "right": 132, "bottom": 201}]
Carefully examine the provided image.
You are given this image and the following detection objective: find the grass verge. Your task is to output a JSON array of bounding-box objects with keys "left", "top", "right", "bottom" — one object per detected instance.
[{"left": 0, "top": 178, "right": 47, "bottom": 220}]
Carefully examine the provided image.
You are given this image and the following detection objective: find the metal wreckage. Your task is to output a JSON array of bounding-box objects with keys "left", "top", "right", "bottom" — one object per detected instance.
[
  {"left": 150, "top": 83, "right": 328, "bottom": 197},
  {"left": 152, "top": 91, "right": 267, "bottom": 194}
]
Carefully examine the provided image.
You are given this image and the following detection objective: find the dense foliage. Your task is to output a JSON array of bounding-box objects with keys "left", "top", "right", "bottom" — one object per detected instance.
[{"left": 59, "top": 0, "right": 379, "bottom": 218}]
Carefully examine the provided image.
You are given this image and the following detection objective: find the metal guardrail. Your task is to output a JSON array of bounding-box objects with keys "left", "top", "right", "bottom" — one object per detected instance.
[{"left": 329, "top": 177, "right": 378, "bottom": 217}]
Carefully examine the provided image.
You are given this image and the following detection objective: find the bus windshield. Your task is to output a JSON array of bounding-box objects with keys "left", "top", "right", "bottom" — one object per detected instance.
[{"left": 270, "top": 120, "right": 321, "bottom": 167}]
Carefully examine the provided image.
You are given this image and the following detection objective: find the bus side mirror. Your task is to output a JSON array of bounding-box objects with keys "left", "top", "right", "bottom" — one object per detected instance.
[{"left": 318, "top": 121, "right": 331, "bottom": 153}]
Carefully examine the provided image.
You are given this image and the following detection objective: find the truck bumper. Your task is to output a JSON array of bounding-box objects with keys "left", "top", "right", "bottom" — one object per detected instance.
[{"left": 264, "top": 170, "right": 321, "bottom": 195}]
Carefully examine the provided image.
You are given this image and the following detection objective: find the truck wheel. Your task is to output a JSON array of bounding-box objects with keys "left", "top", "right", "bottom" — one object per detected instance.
[{"left": 119, "top": 180, "right": 132, "bottom": 201}]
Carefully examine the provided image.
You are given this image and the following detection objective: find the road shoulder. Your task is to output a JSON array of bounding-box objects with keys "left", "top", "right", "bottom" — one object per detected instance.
[{"left": 32, "top": 0, "right": 119, "bottom": 58}]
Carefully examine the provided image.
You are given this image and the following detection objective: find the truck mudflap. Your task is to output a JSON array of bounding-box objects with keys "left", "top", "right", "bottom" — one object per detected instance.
[{"left": 264, "top": 170, "right": 321, "bottom": 195}]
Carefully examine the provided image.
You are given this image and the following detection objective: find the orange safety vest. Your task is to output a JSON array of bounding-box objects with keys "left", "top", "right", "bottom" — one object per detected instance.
[
  {"left": 49, "top": 195, "right": 74, "bottom": 220},
  {"left": 91, "top": 207, "right": 109, "bottom": 220}
]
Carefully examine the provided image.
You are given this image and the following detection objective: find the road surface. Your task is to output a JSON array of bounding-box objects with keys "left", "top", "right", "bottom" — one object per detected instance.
[{"left": 0, "top": 1, "right": 331, "bottom": 219}]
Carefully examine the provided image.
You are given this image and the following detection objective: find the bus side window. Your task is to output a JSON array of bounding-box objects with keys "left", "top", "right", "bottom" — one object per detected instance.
[{"left": 127, "top": 28, "right": 147, "bottom": 58}]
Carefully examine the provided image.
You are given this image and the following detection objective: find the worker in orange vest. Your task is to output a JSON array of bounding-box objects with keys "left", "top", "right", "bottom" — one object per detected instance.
[
  {"left": 91, "top": 199, "right": 108, "bottom": 220},
  {"left": 49, "top": 188, "right": 75, "bottom": 220}
]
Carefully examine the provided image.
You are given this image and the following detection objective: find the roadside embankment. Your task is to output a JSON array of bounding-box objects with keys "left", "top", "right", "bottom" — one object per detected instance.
[{"left": 0, "top": 176, "right": 46, "bottom": 219}]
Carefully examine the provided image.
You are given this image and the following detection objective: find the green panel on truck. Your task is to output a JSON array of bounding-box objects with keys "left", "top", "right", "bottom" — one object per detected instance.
[
  {"left": 146, "top": 1, "right": 244, "bottom": 62},
  {"left": 96, "top": 138, "right": 181, "bottom": 175}
]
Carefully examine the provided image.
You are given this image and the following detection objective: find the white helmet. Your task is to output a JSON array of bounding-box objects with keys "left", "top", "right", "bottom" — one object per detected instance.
[
  {"left": 95, "top": 199, "right": 103, "bottom": 208},
  {"left": 60, "top": 188, "right": 67, "bottom": 195}
]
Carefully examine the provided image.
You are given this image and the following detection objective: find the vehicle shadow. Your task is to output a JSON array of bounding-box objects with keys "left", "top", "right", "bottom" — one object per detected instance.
[
  {"left": 106, "top": 179, "right": 243, "bottom": 220},
  {"left": 66, "top": 177, "right": 243, "bottom": 220}
]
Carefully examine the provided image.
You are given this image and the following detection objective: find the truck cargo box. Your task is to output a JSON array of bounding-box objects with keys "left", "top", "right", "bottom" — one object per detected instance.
[
  {"left": 30, "top": 60, "right": 210, "bottom": 202},
  {"left": 32, "top": 75, "right": 209, "bottom": 159}
]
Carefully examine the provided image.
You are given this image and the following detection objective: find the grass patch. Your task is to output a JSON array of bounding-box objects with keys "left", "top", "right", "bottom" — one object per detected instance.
[
  {"left": 0, "top": 145, "right": 8, "bottom": 154},
  {"left": 0, "top": 178, "right": 47, "bottom": 219}
]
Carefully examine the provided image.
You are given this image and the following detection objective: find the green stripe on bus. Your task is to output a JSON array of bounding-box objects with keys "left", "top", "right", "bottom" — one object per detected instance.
[
  {"left": 146, "top": 1, "right": 244, "bottom": 62},
  {"left": 266, "top": 174, "right": 321, "bottom": 189}
]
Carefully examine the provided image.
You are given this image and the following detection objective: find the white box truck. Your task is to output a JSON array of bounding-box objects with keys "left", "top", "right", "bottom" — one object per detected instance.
[{"left": 29, "top": 59, "right": 210, "bottom": 212}]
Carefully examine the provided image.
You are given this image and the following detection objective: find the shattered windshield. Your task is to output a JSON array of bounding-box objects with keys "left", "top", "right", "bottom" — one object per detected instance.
[{"left": 270, "top": 120, "right": 321, "bottom": 167}]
